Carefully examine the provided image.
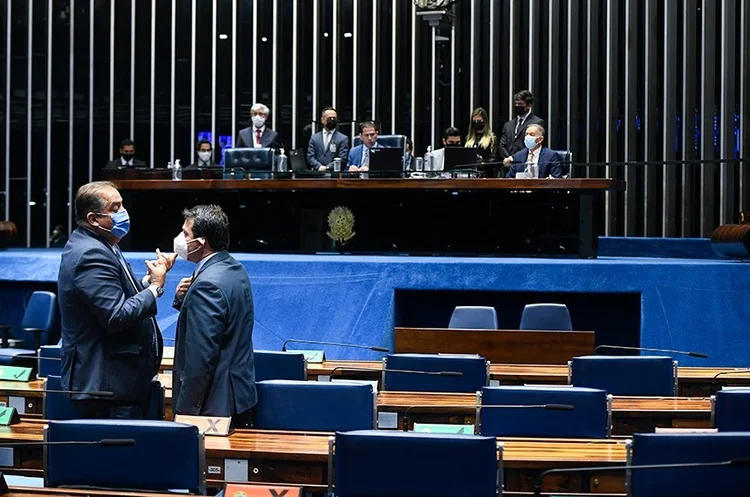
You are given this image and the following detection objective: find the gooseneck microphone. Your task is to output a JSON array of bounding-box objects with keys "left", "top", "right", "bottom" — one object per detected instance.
[
  {"left": 329, "top": 367, "right": 463, "bottom": 378},
  {"left": 401, "top": 403, "right": 575, "bottom": 431},
  {"left": 281, "top": 339, "right": 389, "bottom": 353},
  {"left": 713, "top": 369, "right": 750, "bottom": 380},
  {"left": 533, "top": 458, "right": 750, "bottom": 497},
  {"left": 0, "top": 439, "right": 136, "bottom": 448},
  {"left": 594, "top": 344, "right": 708, "bottom": 358},
  {"left": 45, "top": 389, "right": 115, "bottom": 398}
]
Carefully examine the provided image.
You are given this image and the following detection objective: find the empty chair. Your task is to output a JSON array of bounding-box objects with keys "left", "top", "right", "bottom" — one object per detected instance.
[
  {"left": 254, "top": 351, "right": 307, "bottom": 381},
  {"left": 254, "top": 380, "right": 376, "bottom": 431},
  {"left": 383, "top": 353, "right": 489, "bottom": 393},
  {"left": 569, "top": 355, "right": 677, "bottom": 396},
  {"left": 331, "top": 430, "right": 501, "bottom": 497},
  {"left": 45, "top": 419, "right": 205, "bottom": 493},
  {"left": 628, "top": 432, "right": 750, "bottom": 497},
  {"left": 37, "top": 343, "right": 62, "bottom": 378},
  {"left": 0, "top": 291, "right": 59, "bottom": 366},
  {"left": 478, "top": 386, "right": 611, "bottom": 438},
  {"left": 713, "top": 388, "right": 750, "bottom": 431},
  {"left": 448, "top": 306, "right": 498, "bottom": 330},
  {"left": 519, "top": 303, "right": 573, "bottom": 331},
  {"left": 552, "top": 150, "right": 573, "bottom": 178}
]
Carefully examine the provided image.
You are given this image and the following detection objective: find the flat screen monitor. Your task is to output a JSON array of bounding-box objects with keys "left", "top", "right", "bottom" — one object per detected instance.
[
  {"left": 444, "top": 147, "right": 482, "bottom": 170},
  {"left": 223, "top": 147, "right": 275, "bottom": 171},
  {"left": 368, "top": 147, "right": 404, "bottom": 177}
]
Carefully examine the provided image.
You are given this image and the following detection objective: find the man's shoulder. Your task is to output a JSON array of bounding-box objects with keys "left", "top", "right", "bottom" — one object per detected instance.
[{"left": 104, "top": 160, "right": 120, "bottom": 169}]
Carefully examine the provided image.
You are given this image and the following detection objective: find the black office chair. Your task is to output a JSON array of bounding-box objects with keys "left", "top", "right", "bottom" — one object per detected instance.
[{"left": 552, "top": 150, "right": 573, "bottom": 178}]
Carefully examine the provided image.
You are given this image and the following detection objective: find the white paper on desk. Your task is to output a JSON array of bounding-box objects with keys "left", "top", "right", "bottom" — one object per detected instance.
[
  {"left": 331, "top": 379, "right": 379, "bottom": 393},
  {"left": 437, "top": 353, "right": 481, "bottom": 358},
  {"left": 162, "top": 346, "right": 175, "bottom": 359},
  {"left": 655, "top": 428, "right": 718, "bottom": 434}
]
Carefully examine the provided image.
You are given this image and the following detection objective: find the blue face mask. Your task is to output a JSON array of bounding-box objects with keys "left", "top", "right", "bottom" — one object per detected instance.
[
  {"left": 524, "top": 135, "right": 539, "bottom": 150},
  {"left": 97, "top": 209, "right": 130, "bottom": 238}
]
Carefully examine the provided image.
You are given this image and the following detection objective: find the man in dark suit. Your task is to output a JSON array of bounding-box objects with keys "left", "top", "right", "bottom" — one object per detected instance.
[
  {"left": 235, "top": 103, "right": 281, "bottom": 150},
  {"left": 307, "top": 107, "right": 349, "bottom": 171},
  {"left": 347, "top": 121, "right": 383, "bottom": 172},
  {"left": 499, "top": 90, "right": 546, "bottom": 171},
  {"left": 171, "top": 205, "right": 257, "bottom": 426},
  {"left": 104, "top": 139, "right": 147, "bottom": 169},
  {"left": 504, "top": 124, "right": 562, "bottom": 179},
  {"left": 57, "top": 181, "right": 175, "bottom": 418},
  {"left": 185, "top": 139, "right": 220, "bottom": 169}
]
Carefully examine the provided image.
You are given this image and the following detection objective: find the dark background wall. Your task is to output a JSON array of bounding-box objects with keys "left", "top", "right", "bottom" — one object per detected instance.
[{"left": 0, "top": 0, "right": 748, "bottom": 247}]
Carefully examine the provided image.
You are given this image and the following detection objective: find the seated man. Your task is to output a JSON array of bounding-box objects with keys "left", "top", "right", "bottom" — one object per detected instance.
[
  {"left": 307, "top": 107, "right": 349, "bottom": 171},
  {"left": 504, "top": 124, "right": 561, "bottom": 179},
  {"left": 432, "top": 127, "right": 462, "bottom": 171},
  {"left": 104, "top": 139, "right": 146, "bottom": 169},
  {"left": 185, "top": 140, "right": 220, "bottom": 169},
  {"left": 236, "top": 103, "right": 281, "bottom": 150},
  {"left": 347, "top": 121, "right": 383, "bottom": 172}
]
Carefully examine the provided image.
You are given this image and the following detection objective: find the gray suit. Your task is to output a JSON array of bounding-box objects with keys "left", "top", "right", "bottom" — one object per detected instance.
[
  {"left": 172, "top": 251, "right": 257, "bottom": 418},
  {"left": 236, "top": 126, "right": 281, "bottom": 150},
  {"left": 307, "top": 130, "right": 350, "bottom": 170}
]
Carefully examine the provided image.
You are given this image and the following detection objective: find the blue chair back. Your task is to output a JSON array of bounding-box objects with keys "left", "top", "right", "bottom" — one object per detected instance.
[
  {"left": 569, "top": 355, "right": 677, "bottom": 396},
  {"left": 38, "top": 344, "right": 62, "bottom": 378},
  {"left": 448, "top": 306, "right": 498, "bottom": 329},
  {"left": 713, "top": 389, "right": 750, "bottom": 431},
  {"left": 333, "top": 430, "right": 500, "bottom": 497},
  {"left": 478, "top": 386, "right": 610, "bottom": 438},
  {"left": 254, "top": 380, "right": 376, "bottom": 431},
  {"left": 45, "top": 419, "right": 204, "bottom": 494},
  {"left": 552, "top": 150, "right": 572, "bottom": 177},
  {"left": 519, "top": 303, "right": 573, "bottom": 331},
  {"left": 254, "top": 351, "right": 306, "bottom": 381},
  {"left": 353, "top": 135, "right": 407, "bottom": 166},
  {"left": 629, "top": 432, "right": 750, "bottom": 497},
  {"left": 383, "top": 354, "right": 488, "bottom": 393},
  {"left": 21, "top": 291, "right": 58, "bottom": 349}
]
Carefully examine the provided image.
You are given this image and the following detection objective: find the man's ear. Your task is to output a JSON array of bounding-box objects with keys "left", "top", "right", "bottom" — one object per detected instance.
[{"left": 86, "top": 212, "right": 99, "bottom": 226}]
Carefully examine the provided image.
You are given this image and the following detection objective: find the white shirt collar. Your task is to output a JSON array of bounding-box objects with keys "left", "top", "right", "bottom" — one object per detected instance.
[{"left": 120, "top": 157, "right": 132, "bottom": 166}]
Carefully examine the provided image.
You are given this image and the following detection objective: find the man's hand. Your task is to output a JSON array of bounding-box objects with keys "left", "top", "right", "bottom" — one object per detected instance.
[
  {"left": 319, "top": 165, "right": 328, "bottom": 172},
  {"left": 155, "top": 248, "right": 177, "bottom": 271},
  {"left": 359, "top": 166, "right": 369, "bottom": 172},
  {"left": 175, "top": 277, "right": 193, "bottom": 300},
  {"left": 503, "top": 156, "right": 513, "bottom": 165},
  {"left": 348, "top": 165, "right": 359, "bottom": 172},
  {"left": 145, "top": 259, "right": 167, "bottom": 288}
]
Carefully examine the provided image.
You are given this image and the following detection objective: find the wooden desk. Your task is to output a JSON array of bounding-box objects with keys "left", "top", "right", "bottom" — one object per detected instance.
[{"left": 394, "top": 328, "right": 595, "bottom": 364}]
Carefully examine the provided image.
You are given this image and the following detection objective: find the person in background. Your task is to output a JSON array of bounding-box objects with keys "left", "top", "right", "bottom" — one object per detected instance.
[
  {"left": 504, "top": 124, "right": 561, "bottom": 179},
  {"left": 186, "top": 140, "right": 219, "bottom": 169},
  {"left": 104, "top": 139, "right": 146, "bottom": 169},
  {"left": 347, "top": 121, "right": 383, "bottom": 172},
  {"left": 464, "top": 108, "right": 498, "bottom": 177},
  {"left": 49, "top": 224, "right": 68, "bottom": 247},
  {"left": 236, "top": 103, "right": 281, "bottom": 150},
  {"left": 432, "top": 127, "right": 462, "bottom": 171},
  {"left": 404, "top": 138, "right": 414, "bottom": 170},
  {"left": 307, "top": 107, "right": 349, "bottom": 171},
  {"left": 499, "top": 90, "right": 546, "bottom": 161}
]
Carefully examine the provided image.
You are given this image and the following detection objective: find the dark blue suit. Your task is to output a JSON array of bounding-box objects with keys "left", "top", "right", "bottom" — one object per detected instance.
[
  {"left": 347, "top": 142, "right": 383, "bottom": 167},
  {"left": 307, "top": 130, "right": 349, "bottom": 170},
  {"left": 57, "top": 228, "right": 161, "bottom": 405},
  {"left": 505, "top": 147, "right": 562, "bottom": 178},
  {"left": 172, "top": 251, "right": 257, "bottom": 418}
]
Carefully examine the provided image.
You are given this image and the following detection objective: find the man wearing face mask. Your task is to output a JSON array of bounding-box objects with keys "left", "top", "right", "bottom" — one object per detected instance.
[
  {"left": 104, "top": 139, "right": 147, "bottom": 169},
  {"left": 432, "top": 127, "right": 462, "bottom": 171},
  {"left": 498, "top": 90, "right": 546, "bottom": 168},
  {"left": 307, "top": 107, "right": 350, "bottom": 171},
  {"left": 57, "top": 181, "right": 176, "bottom": 419},
  {"left": 186, "top": 140, "right": 219, "bottom": 169},
  {"left": 504, "top": 124, "right": 561, "bottom": 178},
  {"left": 235, "top": 103, "right": 282, "bottom": 151},
  {"left": 171, "top": 205, "right": 257, "bottom": 426}
]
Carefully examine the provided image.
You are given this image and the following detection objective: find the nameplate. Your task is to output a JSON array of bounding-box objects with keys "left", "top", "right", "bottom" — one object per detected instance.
[
  {"left": 0, "top": 407, "right": 21, "bottom": 426},
  {"left": 174, "top": 415, "right": 232, "bottom": 436},
  {"left": 296, "top": 350, "right": 325, "bottom": 363},
  {"left": 225, "top": 484, "right": 301, "bottom": 497},
  {"left": 413, "top": 423, "right": 474, "bottom": 435},
  {"left": 0, "top": 366, "right": 32, "bottom": 382}
]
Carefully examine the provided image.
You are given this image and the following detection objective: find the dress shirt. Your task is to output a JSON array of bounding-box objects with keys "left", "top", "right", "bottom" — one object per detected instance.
[
  {"left": 120, "top": 157, "right": 133, "bottom": 167},
  {"left": 526, "top": 146, "right": 541, "bottom": 176},
  {"left": 432, "top": 148, "right": 446, "bottom": 171},
  {"left": 323, "top": 130, "right": 334, "bottom": 150},
  {"left": 514, "top": 110, "right": 532, "bottom": 135},
  {"left": 253, "top": 126, "right": 265, "bottom": 148},
  {"left": 194, "top": 251, "right": 219, "bottom": 276}
]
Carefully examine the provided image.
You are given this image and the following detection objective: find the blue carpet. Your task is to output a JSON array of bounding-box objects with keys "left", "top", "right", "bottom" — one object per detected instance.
[{"left": 1, "top": 246, "right": 748, "bottom": 366}]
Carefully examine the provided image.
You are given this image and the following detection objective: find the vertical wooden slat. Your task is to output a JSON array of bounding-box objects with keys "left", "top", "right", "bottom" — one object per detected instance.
[
  {"left": 643, "top": 0, "right": 659, "bottom": 236},
  {"left": 662, "top": 0, "right": 678, "bottom": 236},
  {"left": 605, "top": 0, "right": 620, "bottom": 235},
  {"left": 719, "top": 0, "right": 737, "bottom": 224},
  {"left": 681, "top": 0, "right": 698, "bottom": 236},
  {"left": 623, "top": 0, "right": 638, "bottom": 235},
  {"left": 700, "top": 0, "right": 718, "bottom": 236}
]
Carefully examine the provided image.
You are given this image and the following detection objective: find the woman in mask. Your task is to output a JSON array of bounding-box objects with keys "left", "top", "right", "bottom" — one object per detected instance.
[{"left": 464, "top": 107, "right": 498, "bottom": 177}]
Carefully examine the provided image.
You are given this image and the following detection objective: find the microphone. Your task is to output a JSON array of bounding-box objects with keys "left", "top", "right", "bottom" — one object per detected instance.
[
  {"left": 402, "top": 403, "right": 575, "bottom": 431},
  {"left": 713, "top": 369, "right": 750, "bottom": 380},
  {"left": 594, "top": 344, "right": 708, "bottom": 358},
  {"left": 45, "top": 389, "right": 115, "bottom": 398},
  {"left": 281, "top": 339, "right": 389, "bottom": 353},
  {"left": 329, "top": 367, "right": 463, "bottom": 378},
  {"left": 0, "top": 439, "right": 136, "bottom": 448},
  {"left": 533, "top": 458, "right": 750, "bottom": 497}
]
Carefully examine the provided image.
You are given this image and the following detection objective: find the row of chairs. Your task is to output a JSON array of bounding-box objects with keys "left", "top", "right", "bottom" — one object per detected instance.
[{"left": 448, "top": 303, "right": 572, "bottom": 330}]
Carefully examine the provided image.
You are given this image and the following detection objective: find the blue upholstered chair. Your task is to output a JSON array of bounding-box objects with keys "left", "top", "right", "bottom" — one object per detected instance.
[
  {"left": 712, "top": 388, "right": 750, "bottom": 431},
  {"left": 352, "top": 135, "right": 408, "bottom": 167},
  {"left": 330, "top": 430, "right": 501, "bottom": 497},
  {"left": 519, "top": 303, "right": 573, "bottom": 331},
  {"left": 254, "top": 350, "right": 307, "bottom": 381},
  {"left": 383, "top": 354, "right": 489, "bottom": 393},
  {"left": 0, "top": 291, "right": 59, "bottom": 366},
  {"left": 254, "top": 380, "right": 376, "bottom": 431},
  {"left": 552, "top": 150, "right": 573, "bottom": 178},
  {"left": 448, "top": 306, "right": 498, "bottom": 330},
  {"left": 478, "top": 386, "right": 611, "bottom": 438},
  {"left": 37, "top": 344, "right": 62, "bottom": 378},
  {"left": 628, "top": 432, "right": 750, "bottom": 497},
  {"left": 44, "top": 419, "right": 205, "bottom": 494},
  {"left": 569, "top": 356, "right": 677, "bottom": 396},
  {"left": 44, "top": 376, "right": 165, "bottom": 420}
]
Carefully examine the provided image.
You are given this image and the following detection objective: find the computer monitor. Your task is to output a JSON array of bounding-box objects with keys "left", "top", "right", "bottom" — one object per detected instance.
[
  {"left": 368, "top": 147, "right": 404, "bottom": 177},
  {"left": 444, "top": 147, "right": 482, "bottom": 170},
  {"left": 223, "top": 147, "right": 275, "bottom": 171}
]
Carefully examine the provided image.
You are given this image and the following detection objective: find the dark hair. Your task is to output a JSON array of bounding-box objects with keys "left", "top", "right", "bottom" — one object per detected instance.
[
  {"left": 321, "top": 106, "right": 337, "bottom": 118},
  {"left": 359, "top": 121, "right": 378, "bottom": 133},
  {"left": 443, "top": 127, "right": 461, "bottom": 139},
  {"left": 120, "top": 139, "right": 135, "bottom": 148},
  {"left": 195, "top": 139, "right": 212, "bottom": 151},
  {"left": 406, "top": 138, "right": 413, "bottom": 149},
  {"left": 513, "top": 90, "right": 534, "bottom": 104},
  {"left": 75, "top": 181, "right": 117, "bottom": 226},
  {"left": 182, "top": 204, "right": 230, "bottom": 251}
]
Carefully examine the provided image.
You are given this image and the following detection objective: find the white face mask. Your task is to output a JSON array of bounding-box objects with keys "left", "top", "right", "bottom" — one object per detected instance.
[
  {"left": 524, "top": 135, "right": 539, "bottom": 150},
  {"left": 197, "top": 151, "right": 212, "bottom": 162},
  {"left": 173, "top": 232, "right": 203, "bottom": 260},
  {"left": 252, "top": 115, "right": 266, "bottom": 128}
]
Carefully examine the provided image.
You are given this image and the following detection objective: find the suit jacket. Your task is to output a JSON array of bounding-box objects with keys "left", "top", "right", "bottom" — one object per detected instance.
[
  {"left": 347, "top": 142, "right": 383, "bottom": 167},
  {"left": 307, "top": 130, "right": 349, "bottom": 170},
  {"left": 498, "top": 113, "right": 546, "bottom": 159},
  {"left": 505, "top": 147, "right": 563, "bottom": 178},
  {"left": 236, "top": 126, "right": 282, "bottom": 150},
  {"left": 104, "top": 158, "right": 147, "bottom": 170},
  {"left": 172, "top": 251, "right": 257, "bottom": 417},
  {"left": 57, "top": 227, "right": 162, "bottom": 402}
]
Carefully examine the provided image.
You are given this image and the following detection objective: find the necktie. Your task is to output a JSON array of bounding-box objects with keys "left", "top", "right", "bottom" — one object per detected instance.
[
  {"left": 361, "top": 147, "right": 369, "bottom": 167},
  {"left": 255, "top": 129, "right": 262, "bottom": 146},
  {"left": 323, "top": 132, "right": 331, "bottom": 150},
  {"left": 515, "top": 116, "right": 525, "bottom": 135}
]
